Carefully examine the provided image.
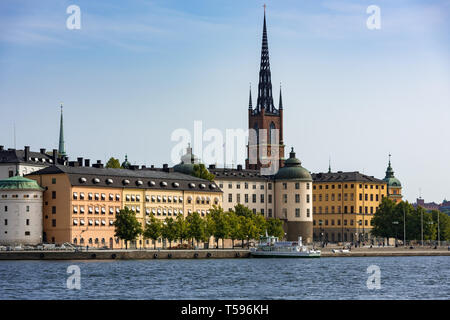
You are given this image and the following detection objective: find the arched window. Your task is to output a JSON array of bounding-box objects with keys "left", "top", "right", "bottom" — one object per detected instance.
[{"left": 269, "top": 122, "right": 276, "bottom": 143}]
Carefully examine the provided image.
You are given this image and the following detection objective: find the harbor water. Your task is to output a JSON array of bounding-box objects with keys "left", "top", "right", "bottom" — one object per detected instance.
[{"left": 0, "top": 256, "right": 448, "bottom": 299}]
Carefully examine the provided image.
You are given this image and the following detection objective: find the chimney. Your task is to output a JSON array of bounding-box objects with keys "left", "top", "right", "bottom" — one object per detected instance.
[
  {"left": 24, "top": 146, "right": 30, "bottom": 162},
  {"left": 0, "top": 146, "right": 3, "bottom": 151},
  {"left": 209, "top": 164, "right": 216, "bottom": 169},
  {"left": 40, "top": 148, "right": 46, "bottom": 154},
  {"left": 237, "top": 164, "right": 242, "bottom": 171},
  {"left": 52, "top": 149, "right": 58, "bottom": 165},
  {"left": 84, "top": 159, "right": 90, "bottom": 167},
  {"left": 68, "top": 161, "right": 76, "bottom": 167},
  {"left": 92, "top": 160, "right": 104, "bottom": 168},
  {"left": 77, "top": 157, "right": 83, "bottom": 167},
  {"left": 141, "top": 165, "right": 146, "bottom": 169},
  {"left": 163, "top": 164, "right": 169, "bottom": 172},
  {"left": 151, "top": 165, "right": 155, "bottom": 169}
]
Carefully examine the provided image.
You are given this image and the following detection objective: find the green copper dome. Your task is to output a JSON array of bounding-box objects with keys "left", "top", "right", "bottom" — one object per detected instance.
[
  {"left": 173, "top": 145, "right": 201, "bottom": 175},
  {"left": 383, "top": 155, "right": 401, "bottom": 187},
  {"left": 0, "top": 176, "right": 44, "bottom": 191},
  {"left": 121, "top": 154, "right": 131, "bottom": 169},
  {"left": 275, "top": 148, "right": 312, "bottom": 181}
]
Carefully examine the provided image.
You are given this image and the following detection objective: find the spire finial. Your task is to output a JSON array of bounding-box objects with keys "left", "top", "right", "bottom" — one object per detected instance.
[
  {"left": 279, "top": 82, "right": 283, "bottom": 109},
  {"left": 263, "top": 3, "right": 266, "bottom": 13},
  {"left": 58, "top": 102, "right": 66, "bottom": 157}
]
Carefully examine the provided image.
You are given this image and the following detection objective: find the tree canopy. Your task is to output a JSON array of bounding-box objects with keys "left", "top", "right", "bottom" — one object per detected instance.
[
  {"left": 113, "top": 207, "right": 143, "bottom": 249},
  {"left": 105, "top": 157, "right": 122, "bottom": 169}
]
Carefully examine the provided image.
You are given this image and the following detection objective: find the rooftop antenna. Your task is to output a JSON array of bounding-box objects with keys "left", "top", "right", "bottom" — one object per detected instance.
[
  {"left": 13, "top": 122, "right": 16, "bottom": 149},
  {"left": 328, "top": 156, "right": 331, "bottom": 173},
  {"left": 419, "top": 188, "right": 422, "bottom": 199}
]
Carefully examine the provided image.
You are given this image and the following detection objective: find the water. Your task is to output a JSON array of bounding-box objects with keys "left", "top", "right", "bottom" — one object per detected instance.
[{"left": 0, "top": 256, "right": 448, "bottom": 299}]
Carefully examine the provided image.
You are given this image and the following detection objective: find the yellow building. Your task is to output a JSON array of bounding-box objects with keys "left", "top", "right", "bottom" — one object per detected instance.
[
  {"left": 27, "top": 163, "right": 222, "bottom": 249},
  {"left": 311, "top": 171, "right": 387, "bottom": 244}
]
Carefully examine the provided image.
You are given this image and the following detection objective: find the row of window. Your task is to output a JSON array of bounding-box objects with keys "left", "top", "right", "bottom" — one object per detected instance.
[
  {"left": 3, "top": 218, "right": 31, "bottom": 226},
  {"left": 314, "top": 219, "right": 373, "bottom": 226},
  {"left": 314, "top": 184, "right": 384, "bottom": 190},
  {"left": 314, "top": 205, "right": 378, "bottom": 214},
  {"left": 313, "top": 193, "right": 382, "bottom": 202},
  {"left": 1, "top": 194, "right": 40, "bottom": 199},
  {"left": 73, "top": 192, "right": 120, "bottom": 201},
  {"left": 221, "top": 182, "right": 271, "bottom": 190},
  {"left": 1, "top": 205, "right": 31, "bottom": 213},
  {"left": 281, "top": 208, "right": 311, "bottom": 218},
  {"left": 282, "top": 182, "right": 310, "bottom": 190}
]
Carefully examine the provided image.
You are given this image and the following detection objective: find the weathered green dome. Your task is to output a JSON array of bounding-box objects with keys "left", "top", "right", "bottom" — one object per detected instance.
[
  {"left": 275, "top": 148, "right": 312, "bottom": 181},
  {"left": 173, "top": 145, "right": 201, "bottom": 175},
  {"left": 0, "top": 175, "right": 43, "bottom": 191},
  {"left": 383, "top": 156, "right": 401, "bottom": 187}
]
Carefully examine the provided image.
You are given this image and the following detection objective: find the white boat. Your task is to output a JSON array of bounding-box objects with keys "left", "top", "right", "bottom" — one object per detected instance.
[{"left": 250, "top": 235, "right": 321, "bottom": 258}]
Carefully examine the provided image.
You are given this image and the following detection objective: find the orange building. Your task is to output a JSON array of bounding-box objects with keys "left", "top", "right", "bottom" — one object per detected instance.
[{"left": 27, "top": 164, "right": 222, "bottom": 249}]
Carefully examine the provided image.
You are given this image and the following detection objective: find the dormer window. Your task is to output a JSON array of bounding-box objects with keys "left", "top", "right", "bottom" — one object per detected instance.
[
  {"left": 123, "top": 179, "right": 130, "bottom": 185},
  {"left": 199, "top": 184, "right": 206, "bottom": 189},
  {"left": 106, "top": 178, "right": 113, "bottom": 185},
  {"left": 160, "top": 181, "right": 167, "bottom": 187},
  {"left": 79, "top": 177, "right": 87, "bottom": 183},
  {"left": 189, "top": 183, "right": 195, "bottom": 188},
  {"left": 93, "top": 178, "right": 100, "bottom": 184},
  {"left": 149, "top": 181, "right": 156, "bottom": 187},
  {"left": 172, "top": 182, "right": 179, "bottom": 188},
  {"left": 136, "top": 180, "right": 143, "bottom": 186}
]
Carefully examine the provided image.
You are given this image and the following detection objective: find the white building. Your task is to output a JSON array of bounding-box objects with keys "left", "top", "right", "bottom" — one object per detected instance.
[
  {"left": 0, "top": 146, "right": 54, "bottom": 179},
  {"left": 0, "top": 175, "right": 44, "bottom": 245}
]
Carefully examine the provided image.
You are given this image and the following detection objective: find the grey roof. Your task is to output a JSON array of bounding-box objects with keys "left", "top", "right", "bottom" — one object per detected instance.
[
  {"left": 210, "top": 168, "right": 273, "bottom": 181},
  {"left": 26, "top": 165, "right": 222, "bottom": 193},
  {"left": 311, "top": 171, "right": 386, "bottom": 184},
  {"left": 0, "top": 149, "right": 53, "bottom": 166}
]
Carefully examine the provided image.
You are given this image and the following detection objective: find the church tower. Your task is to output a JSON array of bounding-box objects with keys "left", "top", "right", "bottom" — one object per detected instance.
[{"left": 246, "top": 8, "right": 285, "bottom": 171}]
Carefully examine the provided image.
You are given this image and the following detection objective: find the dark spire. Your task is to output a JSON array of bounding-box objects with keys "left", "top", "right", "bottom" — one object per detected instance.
[
  {"left": 248, "top": 83, "right": 253, "bottom": 109},
  {"left": 256, "top": 8, "right": 275, "bottom": 113},
  {"left": 385, "top": 154, "right": 394, "bottom": 178},
  {"left": 58, "top": 103, "right": 66, "bottom": 157},
  {"left": 279, "top": 83, "right": 283, "bottom": 109},
  {"left": 328, "top": 157, "right": 331, "bottom": 173}
]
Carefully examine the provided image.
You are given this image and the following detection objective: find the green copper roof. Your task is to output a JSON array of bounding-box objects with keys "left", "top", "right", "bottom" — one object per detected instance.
[
  {"left": 383, "top": 155, "right": 401, "bottom": 187},
  {"left": 0, "top": 176, "right": 44, "bottom": 191},
  {"left": 275, "top": 148, "right": 312, "bottom": 181},
  {"left": 121, "top": 154, "right": 131, "bottom": 169},
  {"left": 173, "top": 145, "right": 201, "bottom": 175}
]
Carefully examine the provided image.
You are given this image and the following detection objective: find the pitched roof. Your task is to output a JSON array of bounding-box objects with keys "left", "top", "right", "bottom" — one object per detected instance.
[
  {"left": 311, "top": 171, "right": 386, "bottom": 184},
  {"left": 0, "top": 149, "right": 53, "bottom": 166},
  {"left": 26, "top": 165, "right": 221, "bottom": 193},
  {"left": 210, "top": 168, "right": 272, "bottom": 181}
]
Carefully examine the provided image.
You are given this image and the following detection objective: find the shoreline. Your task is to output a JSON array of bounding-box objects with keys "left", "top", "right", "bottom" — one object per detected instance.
[{"left": 0, "top": 248, "right": 449, "bottom": 260}]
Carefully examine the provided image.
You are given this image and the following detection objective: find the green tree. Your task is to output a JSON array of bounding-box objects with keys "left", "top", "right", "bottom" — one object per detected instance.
[
  {"left": 143, "top": 214, "right": 162, "bottom": 249},
  {"left": 234, "top": 204, "right": 253, "bottom": 218},
  {"left": 175, "top": 214, "right": 189, "bottom": 246},
  {"left": 105, "top": 157, "right": 122, "bottom": 169},
  {"left": 431, "top": 210, "right": 450, "bottom": 241},
  {"left": 161, "top": 218, "right": 177, "bottom": 249},
  {"left": 240, "top": 216, "right": 258, "bottom": 248},
  {"left": 187, "top": 211, "right": 206, "bottom": 248},
  {"left": 226, "top": 210, "right": 242, "bottom": 248},
  {"left": 113, "top": 207, "right": 143, "bottom": 249},
  {"left": 208, "top": 206, "right": 230, "bottom": 249},
  {"left": 252, "top": 213, "right": 267, "bottom": 239},
  {"left": 266, "top": 218, "right": 284, "bottom": 239},
  {"left": 192, "top": 164, "right": 215, "bottom": 181}
]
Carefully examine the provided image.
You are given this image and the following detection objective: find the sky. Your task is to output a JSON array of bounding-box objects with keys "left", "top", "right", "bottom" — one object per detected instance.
[{"left": 0, "top": 0, "right": 449, "bottom": 203}]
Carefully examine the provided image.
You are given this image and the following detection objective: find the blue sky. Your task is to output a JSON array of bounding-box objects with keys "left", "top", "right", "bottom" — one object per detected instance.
[{"left": 0, "top": 0, "right": 449, "bottom": 203}]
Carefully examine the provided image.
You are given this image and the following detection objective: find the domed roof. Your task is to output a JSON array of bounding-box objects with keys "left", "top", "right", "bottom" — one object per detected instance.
[
  {"left": 383, "top": 155, "right": 401, "bottom": 187},
  {"left": 275, "top": 148, "right": 312, "bottom": 181},
  {"left": 121, "top": 154, "right": 131, "bottom": 169},
  {"left": 0, "top": 175, "right": 43, "bottom": 191},
  {"left": 173, "top": 145, "right": 201, "bottom": 175}
]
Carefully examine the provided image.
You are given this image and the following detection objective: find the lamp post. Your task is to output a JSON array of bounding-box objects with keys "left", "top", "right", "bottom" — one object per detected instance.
[
  {"left": 403, "top": 207, "right": 406, "bottom": 247},
  {"left": 392, "top": 221, "right": 399, "bottom": 247}
]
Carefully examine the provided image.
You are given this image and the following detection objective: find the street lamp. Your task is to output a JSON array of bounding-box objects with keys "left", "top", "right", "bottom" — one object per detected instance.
[
  {"left": 392, "top": 221, "right": 399, "bottom": 247},
  {"left": 358, "top": 220, "right": 362, "bottom": 247}
]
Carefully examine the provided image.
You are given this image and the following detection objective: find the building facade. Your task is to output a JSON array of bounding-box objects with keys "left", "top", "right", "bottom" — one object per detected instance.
[
  {"left": 311, "top": 171, "right": 387, "bottom": 244},
  {"left": 0, "top": 176, "right": 44, "bottom": 245},
  {"left": 27, "top": 164, "right": 222, "bottom": 249},
  {"left": 0, "top": 146, "right": 54, "bottom": 179}
]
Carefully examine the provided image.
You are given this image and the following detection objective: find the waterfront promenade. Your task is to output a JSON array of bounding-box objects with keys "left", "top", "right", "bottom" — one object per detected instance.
[{"left": 0, "top": 246, "right": 449, "bottom": 260}]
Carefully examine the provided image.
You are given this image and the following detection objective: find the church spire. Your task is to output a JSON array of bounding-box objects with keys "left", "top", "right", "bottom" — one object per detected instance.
[
  {"left": 248, "top": 83, "right": 253, "bottom": 109},
  {"left": 256, "top": 7, "right": 275, "bottom": 113},
  {"left": 58, "top": 103, "right": 66, "bottom": 157},
  {"left": 279, "top": 83, "right": 283, "bottom": 109}
]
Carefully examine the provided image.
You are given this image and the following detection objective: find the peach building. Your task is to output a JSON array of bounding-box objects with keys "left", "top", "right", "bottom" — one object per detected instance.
[{"left": 27, "top": 164, "right": 222, "bottom": 249}]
